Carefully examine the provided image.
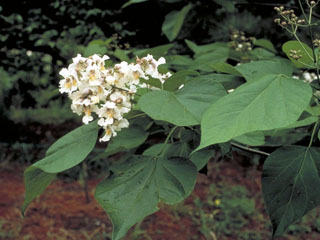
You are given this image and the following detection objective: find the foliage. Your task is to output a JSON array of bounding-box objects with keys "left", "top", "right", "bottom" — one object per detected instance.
[{"left": 15, "top": 0, "right": 320, "bottom": 239}]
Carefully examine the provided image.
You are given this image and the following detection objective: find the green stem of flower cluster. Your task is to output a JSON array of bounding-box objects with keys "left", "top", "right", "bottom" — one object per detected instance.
[
  {"left": 297, "top": 0, "right": 320, "bottom": 86},
  {"left": 308, "top": 120, "right": 319, "bottom": 148},
  {"left": 158, "top": 126, "right": 178, "bottom": 156},
  {"left": 127, "top": 113, "right": 146, "bottom": 120}
]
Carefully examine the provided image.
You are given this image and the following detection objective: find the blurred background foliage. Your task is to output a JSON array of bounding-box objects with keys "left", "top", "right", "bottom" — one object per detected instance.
[{"left": 1, "top": 0, "right": 318, "bottom": 164}]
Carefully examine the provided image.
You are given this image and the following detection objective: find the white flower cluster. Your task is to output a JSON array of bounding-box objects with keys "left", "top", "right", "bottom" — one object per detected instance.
[{"left": 59, "top": 54, "right": 171, "bottom": 142}]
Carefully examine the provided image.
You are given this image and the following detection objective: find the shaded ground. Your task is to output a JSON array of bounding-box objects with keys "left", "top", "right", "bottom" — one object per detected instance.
[{"left": 1, "top": 156, "right": 320, "bottom": 240}]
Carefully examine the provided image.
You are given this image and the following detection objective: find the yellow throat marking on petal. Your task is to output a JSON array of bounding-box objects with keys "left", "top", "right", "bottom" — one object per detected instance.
[
  {"left": 72, "top": 78, "right": 77, "bottom": 86},
  {"left": 106, "top": 110, "right": 114, "bottom": 118},
  {"left": 89, "top": 70, "right": 96, "bottom": 81},
  {"left": 106, "top": 128, "right": 112, "bottom": 135},
  {"left": 64, "top": 81, "right": 72, "bottom": 89},
  {"left": 98, "top": 86, "right": 103, "bottom": 94},
  {"left": 133, "top": 71, "right": 140, "bottom": 79},
  {"left": 84, "top": 108, "right": 91, "bottom": 116}
]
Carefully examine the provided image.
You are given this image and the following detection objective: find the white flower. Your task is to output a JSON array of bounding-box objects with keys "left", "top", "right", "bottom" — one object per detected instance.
[
  {"left": 59, "top": 68, "right": 79, "bottom": 93},
  {"left": 99, "top": 128, "right": 113, "bottom": 142},
  {"left": 97, "top": 117, "right": 114, "bottom": 127}
]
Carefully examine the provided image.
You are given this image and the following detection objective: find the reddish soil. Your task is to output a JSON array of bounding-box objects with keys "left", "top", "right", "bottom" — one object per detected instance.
[{"left": 0, "top": 157, "right": 320, "bottom": 240}]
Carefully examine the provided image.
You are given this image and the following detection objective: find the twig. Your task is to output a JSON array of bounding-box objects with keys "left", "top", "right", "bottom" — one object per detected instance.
[{"left": 231, "top": 142, "right": 270, "bottom": 156}]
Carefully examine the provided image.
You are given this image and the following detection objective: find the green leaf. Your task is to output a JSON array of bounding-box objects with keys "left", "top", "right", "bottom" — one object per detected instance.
[
  {"left": 249, "top": 48, "right": 276, "bottom": 60},
  {"left": 105, "top": 125, "right": 149, "bottom": 156},
  {"left": 262, "top": 146, "right": 320, "bottom": 237},
  {"left": 193, "top": 73, "right": 244, "bottom": 90},
  {"left": 284, "top": 115, "right": 317, "bottom": 129},
  {"left": 84, "top": 44, "right": 108, "bottom": 57},
  {"left": 233, "top": 132, "right": 265, "bottom": 146},
  {"left": 140, "top": 76, "right": 163, "bottom": 89},
  {"left": 162, "top": 4, "right": 192, "bottom": 42},
  {"left": 143, "top": 142, "right": 191, "bottom": 159},
  {"left": 185, "top": 39, "right": 226, "bottom": 55},
  {"left": 282, "top": 40, "right": 315, "bottom": 68},
  {"left": 198, "top": 74, "right": 312, "bottom": 150},
  {"left": 135, "top": 44, "right": 174, "bottom": 58},
  {"left": 139, "top": 78, "right": 226, "bottom": 126},
  {"left": 218, "top": 142, "right": 231, "bottom": 155},
  {"left": 165, "top": 142, "right": 191, "bottom": 158},
  {"left": 254, "top": 39, "right": 276, "bottom": 53},
  {"left": 190, "top": 149, "right": 214, "bottom": 170},
  {"left": 113, "top": 48, "right": 130, "bottom": 62},
  {"left": 163, "top": 70, "right": 199, "bottom": 91},
  {"left": 210, "top": 62, "right": 243, "bottom": 76},
  {"left": 235, "top": 59, "right": 293, "bottom": 82},
  {"left": 22, "top": 166, "right": 56, "bottom": 214},
  {"left": 36, "top": 122, "right": 99, "bottom": 172},
  {"left": 263, "top": 129, "right": 309, "bottom": 147},
  {"left": 192, "top": 48, "right": 229, "bottom": 72},
  {"left": 122, "top": 0, "right": 149, "bottom": 8},
  {"left": 22, "top": 123, "right": 98, "bottom": 214},
  {"left": 213, "top": 0, "right": 236, "bottom": 12},
  {"left": 143, "top": 143, "right": 171, "bottom": 157},
  {"left": 95, "top": 155, "right": 197, "bottom": 240},
  {"left": 166, "top": 55, "right": 194, "bottom": 67}
]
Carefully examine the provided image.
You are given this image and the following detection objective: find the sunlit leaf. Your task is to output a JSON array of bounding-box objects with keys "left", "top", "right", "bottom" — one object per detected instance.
[
  {"left": 22, "top": 123, "right": 98, "bottom": 213},
  {"left": 235, "top": 59, "right": 293, "bottom": 82},
  {"left": 139, "top": 78, "right": 226, "bottom": 126},
  {"left": 198, "top": 74, "right": 312, "bottom": 150}
]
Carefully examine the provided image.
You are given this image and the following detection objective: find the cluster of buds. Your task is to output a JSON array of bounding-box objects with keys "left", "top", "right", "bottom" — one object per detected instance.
[
  {"left": 59, "top": 54, "right": 171, "bottom": 142},
  {"left": 289, "top": 49, "right": 303, "bottom": 60},
  {"left": 313, "top": 39, "right": 320, "bottom": 47},
  {"left": 230, "top": 30, "right": 255, "bottom": 52},
  {"left": 274, "top": 6, "right": 305, "bottom": 30}
]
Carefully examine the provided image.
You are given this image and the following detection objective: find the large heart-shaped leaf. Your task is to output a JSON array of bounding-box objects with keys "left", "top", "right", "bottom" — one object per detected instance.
[
  {"left": 22, "top": 122, "right": 98, "bottom": 214},
  {"left": 235, "top": 59, "right": 293, "bottom": 82},
  {"left": 95, "top": 155, "right": 197, "bottom": 240},
  {"left": 138, "top": 78, "right": 226, "bottom": 126},
  {"left": 262, "top": 145, "right": 320, "bottom": 237},
  {"left": 198, "top": 74, "right": 312, "bottom": 150}
]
